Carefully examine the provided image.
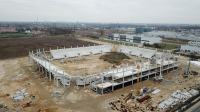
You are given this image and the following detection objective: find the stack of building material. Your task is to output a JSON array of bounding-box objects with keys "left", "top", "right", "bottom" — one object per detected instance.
[
  {"left": 12, "top": 89, "right": 29, "bottom": 102},
  {"left": 171, "top": 90, "right": 192, "bottom": 102},
  {"left": 159, "top": 89, "right": 199, "bottom": 110},
  {"left": 190, "top": 61, "right": 200, "bottom": 67},
  {"left": 158, "top": 97, "right": 179, "bottom": 109},
  {"left": 188, "top": 89, "right": 199, "bottom": 96}
]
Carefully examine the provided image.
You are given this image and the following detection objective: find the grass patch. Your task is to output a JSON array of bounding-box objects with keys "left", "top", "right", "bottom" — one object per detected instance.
[
  {"left": 100, "top": 52, "right": 130, "bottom": 65},
  {"left": 144, "top": 43, "right": 180, "bottom": 50},
  {"left": 0, "top": 32, "right": 32, "bottom": 38},
  {"left": 99, "top": 38, "right": 135, "bottom": 46}
]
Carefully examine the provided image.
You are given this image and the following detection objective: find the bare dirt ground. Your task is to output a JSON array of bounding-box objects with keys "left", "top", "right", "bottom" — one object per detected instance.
[
  {"left": 151, "top": 69, "right": 200, "bottom": 105},
  {"left": 1, "top": 37, "right": 199, "bottom": 112},
  {"left": 0, "top": 56, "right": 142, "bottom": 112},
  {"left": 0, "top": 57, "right": 139, "bottom": 112},
  {"left": 51, "top": 54, "right": 140, "bottom": 76},
  {"left": 0, "top": 36, "right": 95, "bottom": 59},
  {"left": 0, "top": 57, "right": 104, "bottom": 112},
  {"left": 0, "top": 56, "right": 199, "bottom": 112},
  {"left": 52, "top": 54, "right": 113, "bottom": 76},
  {"left": 107, "top": 66, "right": 200, "bottom": 112},
  {"left": 78, "top": 37, "right": 109, "bottom": 45}
]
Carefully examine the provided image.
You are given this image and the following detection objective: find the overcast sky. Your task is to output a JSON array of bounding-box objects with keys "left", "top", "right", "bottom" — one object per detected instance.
[{"left": 0, "top": 0, "right": 200, "bottom": 24}]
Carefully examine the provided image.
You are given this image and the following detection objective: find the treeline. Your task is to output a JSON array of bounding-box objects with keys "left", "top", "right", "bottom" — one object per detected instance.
[{"left": 46, "top": 28, "right": 75, "bottom": 35}]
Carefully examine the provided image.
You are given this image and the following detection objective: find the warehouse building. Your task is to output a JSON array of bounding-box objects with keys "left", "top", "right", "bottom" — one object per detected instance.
[
  {"left": 180, "top": 40, "right": 200, "bottom": 54},
  {"left": 108, "top": 34, "right": 141, "bottom": 43}
]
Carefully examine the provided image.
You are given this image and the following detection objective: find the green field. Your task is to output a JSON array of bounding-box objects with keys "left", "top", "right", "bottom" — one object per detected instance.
[
  {"left": 144, "top": 43, "right": 180, "bottom": 50},
  {"left": 100, "top": 38, "right": 135, "bottom": 46},
  {"left": 0, "top": 32, "right": 32, "bottom": 38},
  {"left": 101, "top": 38, "right": 179, "bottom": 50}
]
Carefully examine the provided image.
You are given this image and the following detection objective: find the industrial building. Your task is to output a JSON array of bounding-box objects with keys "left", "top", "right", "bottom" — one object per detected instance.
[
  {"left": 180, "top": 40, "right": 200, "bottom": 54},
  {"left": 108, "top": 34, "right": 141, "bottom": 43},
  {"left": 107, "top": 33, "right": 162, "bottom": 45},
  {"left": 29, "top": 44, "right": 178, "bottom": 94}
]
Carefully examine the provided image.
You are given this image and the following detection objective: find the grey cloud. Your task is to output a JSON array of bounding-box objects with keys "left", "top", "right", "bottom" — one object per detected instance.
[{"left": 0, "top": 0, "right": 199, "bottom": 24}]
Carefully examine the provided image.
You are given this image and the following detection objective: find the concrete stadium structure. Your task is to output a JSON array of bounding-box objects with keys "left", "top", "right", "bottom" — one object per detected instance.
[{"left": 29, "top": 44, "right": 178, "bottom": 94}]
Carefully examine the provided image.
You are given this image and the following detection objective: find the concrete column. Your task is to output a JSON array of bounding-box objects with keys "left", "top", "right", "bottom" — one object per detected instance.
[
  {"left": 39, "top": 65, "right": 41, "bottom": 73},
  {"left": 28, "top": 51, "right": 31, "bottom": 64},
  {"left": 49, "top": 62, "right": 51, "bottom": 81},
  {"left": 53, "top": 69, "right": 56, "bottom": 83},
  {"left": 69, "top": 78, "right": 70, "bottom": 86},
  {"left": 122, "top": 68, "right": 125, "bottom": 88},
  {"left": 84, "top": 79, "right": 86, "bottom": 89},
  {"left": 49, "top": 72, "right": 52, "bottom": 81},
  {"left": 112, "top": 76, "right": 114, "bottom": 92},
  {"left": 101, "top": 77, "right": 104, "bottom": 95},
  {"left": 45, "top": 69, "right": 48, "bottom": 78},
  {"left": 132, "top": 71, "right": 134, "bottom": 85},
  {"left": 41, "top": 66, "right": 44, "bottom": 74},
  {"left": 62, "top": 76, "right": 65, "bottom": 88},
  {"left": 53, "top": 76, "right": 56, "bottom": 84},
  {"left": 57, "top": 78, "right": 59, "bottom": 87}
]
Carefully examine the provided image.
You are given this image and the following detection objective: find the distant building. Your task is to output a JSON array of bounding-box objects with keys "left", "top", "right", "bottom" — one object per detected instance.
[
  {"left": 133, "top": 36, "right": 142, "bottom": 43},
  {"left": 0, "top": 27, "right": 17, "bottom": 33},
  {"left": 119, "top": 34, "right": 126, "bottom": 41},
  {"left": 25, "top": 30, "right": 31, "bottom": 34},
  {"left": 107, "top": 33, "right": 141, "bottom": 43},
  {"left": 108, "top": 34, "right": 120, "bottom": 41},
  {"left": 136, "top": 27, "right": 152, "bottom": 34},
  {"left": 126, "top": 28, "right": 136, "bottom": 34},
  {"left": 180, "top": 41, "right": 200, "bottom": 54},
  {"left": 107, "top": 33, "right": 163, "bottom": 45}
]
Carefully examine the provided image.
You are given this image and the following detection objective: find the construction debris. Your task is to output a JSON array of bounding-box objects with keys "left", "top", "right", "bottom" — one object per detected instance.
[
  {"left": 109, "top": 92, "right": 156, "bottom": 112},
  {"left": 0, "top": 103, "right": 9, "bottom": 112},
  {"left": 137, "top": 95, "right": 151, "bottom": 103},
  {"left": 158, "top": 89, "right": 200, "bottom": 110},
  {"left": 21, "top": 101, "right": 32, "bottom": 108},
  {"left": 152, "top": 89, "right": 161, "bottom": 95},
  {"left": 12, "top": 89, "right": 29, "bottom": 102}
]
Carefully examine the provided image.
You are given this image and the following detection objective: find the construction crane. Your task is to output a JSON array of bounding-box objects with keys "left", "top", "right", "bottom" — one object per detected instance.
[
  {"left": 183, "top": 58, "right": 191, "bottom": 77},
  {"left": 153, "top": 53, "right": 164, "bottom": 82},
  {"left": 158, "top": 54, "right": 164, "bottom": 80},
  {"left": 135, "top": 60, "right": 143, "bottom": 96}
]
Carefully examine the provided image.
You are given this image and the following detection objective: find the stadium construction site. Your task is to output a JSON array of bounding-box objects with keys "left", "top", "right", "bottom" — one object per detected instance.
[{"left": 29, "top": 44, "right": 179, "bottom": 94}]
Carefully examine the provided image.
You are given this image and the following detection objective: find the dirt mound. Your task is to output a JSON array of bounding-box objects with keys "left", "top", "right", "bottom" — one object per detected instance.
[{"left": 100, "top": 52, "right": 130, "bottom": 65}]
